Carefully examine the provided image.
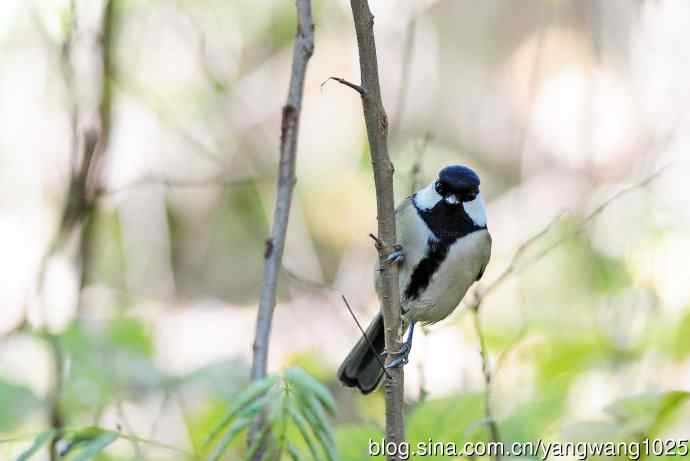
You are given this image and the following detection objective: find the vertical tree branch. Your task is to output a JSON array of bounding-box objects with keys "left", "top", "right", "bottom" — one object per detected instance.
[
  {"left": 470, "top": 306, "right": 501, "bottom": 461},
  {"left": 41, "top": 2, "right": 113, "bottom": 459},
  {"left": 248, "top": 0, "right": 314, "bottom": 457},
  {"left": 348, "top": 0, "right": 405, "bottom": 457}
]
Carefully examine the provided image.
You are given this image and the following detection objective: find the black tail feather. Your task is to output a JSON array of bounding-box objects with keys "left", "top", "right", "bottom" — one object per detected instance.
[{"left": 337, "top": 313, "right": 386, "bottom": 394}]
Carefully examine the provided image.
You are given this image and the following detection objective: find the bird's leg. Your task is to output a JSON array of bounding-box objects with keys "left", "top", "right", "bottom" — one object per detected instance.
[
  {"left": 385, "top": 321, "right": 415, "bottom": 369},
  {"left": 382, "top": 243, "right": 404, "bottom": 265}
]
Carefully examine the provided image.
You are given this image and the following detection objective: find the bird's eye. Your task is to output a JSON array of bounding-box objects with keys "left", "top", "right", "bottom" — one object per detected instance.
[{"left": 434, "top": 181, "right": 446, "bottom": 196}]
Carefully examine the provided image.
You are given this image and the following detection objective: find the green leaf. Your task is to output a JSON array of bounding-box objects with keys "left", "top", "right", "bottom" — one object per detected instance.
[
  {"left": 561, "top": 421, "right": 621, "bottom": 442},
  {"left": 59, "top": 427, "right": 109, "bottom": 456},
  {"left": 293, "top": 394, "right": 337, "bottom": 460},
  {"left": 16, "top": 430, "right": 58, "bottom": 461},
  {"left": 298, "top": 394, "right": 334, "bottom": 443},
  {"left": 407, "top": 394, "right": 487, "bottom": 445},
  {"left": 203, "top": 374, "right": 279, "bottom": 447},
  {"left": 286, "top": 441, "right": 305, "bottom": 461},
  {"left": 604, "top": 391, "right": 690, "bottom": 437},
  {"left": 285, "top": 368, "right": 337, "bottom": 415},
  {"left": 287, "top": 401, "right": 321, "bottom": 461},
  {"left": 72, "top": 431, "right": 118, "bottom": 461},
  {"left": 243, "top": 419, "right": 272, "bottom": 461},
  {"left": 207, "top": 417, "right": 253, "bottom": 461},
  {"left": 0, "top": 379, "right": 41, "bottom": 431},
  {"left": 670, "top": 310, "right": 690, "bottom": 359},
  {"left": 107, "top": 316, "right": 153, "bottom": 356}
]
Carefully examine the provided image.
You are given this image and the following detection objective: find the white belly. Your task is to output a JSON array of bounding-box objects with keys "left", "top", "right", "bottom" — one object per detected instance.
[{"left": 401, "top": 230, "right": 491, "bottom": 324}]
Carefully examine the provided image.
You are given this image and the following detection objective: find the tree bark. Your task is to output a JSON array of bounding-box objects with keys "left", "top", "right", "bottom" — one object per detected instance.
[{"left": 348, "top": 1, "right": 406, "bottom": 458}]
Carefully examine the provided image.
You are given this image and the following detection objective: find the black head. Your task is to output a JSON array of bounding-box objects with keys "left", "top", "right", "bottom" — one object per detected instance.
[{"left": 434, "top": 165, "right": 480, "bottom": 204}]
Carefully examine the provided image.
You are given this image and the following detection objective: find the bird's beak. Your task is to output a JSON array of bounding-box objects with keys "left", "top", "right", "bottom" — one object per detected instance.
[{"left": 444, "top": 194, "right": 459, "bottom": 205}]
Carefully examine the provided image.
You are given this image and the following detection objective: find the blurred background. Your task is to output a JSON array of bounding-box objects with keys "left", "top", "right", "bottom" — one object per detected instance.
[{"left": 1, "top": 0, "right": 689, "bottom": 459}]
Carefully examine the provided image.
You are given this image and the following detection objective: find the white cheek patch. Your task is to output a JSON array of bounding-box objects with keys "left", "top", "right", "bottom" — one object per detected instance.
[
  {"left": 414, "top": 182, "right": 442, "bottom": 210},
  {"left": 463, "top": 193, "right": 487, "bottom": 227}
]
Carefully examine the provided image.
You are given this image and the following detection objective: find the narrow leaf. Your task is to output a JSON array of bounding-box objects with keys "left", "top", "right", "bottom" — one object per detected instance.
[
  {"left": 59, "top": 427, "right": 109, "bottom": 457},
  {"left": 16, "top": 430, "right": 58, "bottom": 461},
  {"left": 287, "top": 402, "right": 320, "bottom": 461},
  {"left": 203, "top": 375, "right": 279, "bottom": 447},
  {"left": 296, "top": 395, "right": 337, "bottom": 461},
  {"left": 285, "top": 368, "right": 336, "bottom": 415},
  {"left": 243, "top": 419, "right": 271, "bottom": 461},
  {"left": 72, "top": 431, "right": 118, "bottom": 461},
  {"left": 286, "top": 441, "right": 305, "bottom": 461},
  {"left": 207, "top": 417, "right": 253, "bottom": 461},
  {"left": 298, "top": 394, "right": 335, "bottom": 446}
]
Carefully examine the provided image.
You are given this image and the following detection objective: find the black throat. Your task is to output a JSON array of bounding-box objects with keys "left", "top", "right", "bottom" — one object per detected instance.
[
  {"left": 403, "top": 196, "right": 485, "bottom": 302},
  {"left": 413, "top": 196, "right": 484, "bottom": 245}
]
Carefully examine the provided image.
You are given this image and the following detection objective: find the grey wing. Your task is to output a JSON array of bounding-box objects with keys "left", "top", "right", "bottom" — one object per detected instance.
[
  {"left": 374, "top": 197, "right": 417, "bottom": 298},
  {"left": 476, "top": 231, "right": 492, "bottom": 281}
]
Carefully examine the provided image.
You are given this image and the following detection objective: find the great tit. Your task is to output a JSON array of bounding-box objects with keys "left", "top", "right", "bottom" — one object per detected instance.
[{"left": 338, "top": 165, "right": 492, "bottom": 394}]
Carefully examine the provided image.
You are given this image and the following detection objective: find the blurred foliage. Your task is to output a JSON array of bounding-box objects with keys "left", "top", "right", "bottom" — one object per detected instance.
[
  {"left": 562, "top": 392, "right": 690, "bottom": 460},
  {"left": 57, "top": 318, "right": 161, "bottom": 416},
  {"left": 2, "top": 0, "right": 690, "bottom": 460},
  {"left": 202, "top": 367, "right": 337, "bottom": 461},
  {"left": 0, "top": 380, "right": 41, "bottom": 432},
  {"left": 17, "top": 427, "right": 119, "bottom": 461}
]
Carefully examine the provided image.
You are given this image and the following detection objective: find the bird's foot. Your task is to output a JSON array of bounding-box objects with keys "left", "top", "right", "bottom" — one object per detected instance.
[
  {"left": 384, "top": 342, "right": 411, "bottom": 369},
  {"left": 383, "top": 244, "right": 404, "bottom": 265}
]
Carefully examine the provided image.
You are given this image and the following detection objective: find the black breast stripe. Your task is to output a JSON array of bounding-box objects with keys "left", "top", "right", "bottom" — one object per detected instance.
[
  {"left": 404, "top": 238, "right": 448, "bottom": 301},
  {"left": 404, "top": 196, "right": 487, "bottom": 302}
]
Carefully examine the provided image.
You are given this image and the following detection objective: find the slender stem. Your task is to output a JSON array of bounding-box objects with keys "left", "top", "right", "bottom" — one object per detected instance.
[
  {"left": 348, "top": 0, "right": 405, "bottom": 457},
  {"left": 471, "top": 309, "right": 501, "bottom": 461},
  {"left": 248, "top": 0, "right": 314, "bottom": 457}
]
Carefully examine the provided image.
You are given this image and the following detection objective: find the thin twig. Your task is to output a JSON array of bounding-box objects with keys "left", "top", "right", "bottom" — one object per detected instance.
[
  {"left": 464, "top": 161, "right": 673, "bottom": 461},
  {"left": 471, "top": 309, "right": 501, "bottom": 460},
  {"left": 368, "top": 232, "right": 383, "bottom": 249},
  {"left": 474, "top": 162, "right": 672, "bottom": 307},
  {"left": 320, "top": 76, "right": 367, "bottom": 96},
  {"left": 348, "top": 0, "right": 405, "bottom": 457},
  {"left": 176, "top": 391, "right": 199, "bottom": 458},
  {"left": 248, "top": 0, "right": 314, "bottom": 458},
  {"left": 341, "top": 296, "right": 392, "bottom": 379},
  {"left": 98, "top": 174, "right": 253, "bottom": 196},
  {"left": 115, "top": 398, "right": 143, "bottom": 459},
  {"left": 47, "top": 336, "right": 65, "bottom": 461}
]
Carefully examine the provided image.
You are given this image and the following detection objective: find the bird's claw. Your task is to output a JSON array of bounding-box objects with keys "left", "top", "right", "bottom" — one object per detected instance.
[
  {"left": 383, "top": 245, "right": 404, "bottom": 265},
  {"left": 384, "top": 342, "right": 411, "bottom": 369}
]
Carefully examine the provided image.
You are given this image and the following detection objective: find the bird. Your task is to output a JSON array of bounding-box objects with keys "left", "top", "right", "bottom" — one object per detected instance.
[{"left": 337, "top": 165, "right": 492, "bottom": 394}]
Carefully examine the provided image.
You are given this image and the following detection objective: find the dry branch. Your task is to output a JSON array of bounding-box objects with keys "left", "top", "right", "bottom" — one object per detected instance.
[
  {"left": 248, "top": 0, "right": 314, "bottom": 457},
  {"left": 348, "top": 0, "right": 406, "bottom": 456},
  {"left": 38, "top": 2, "right": 113, "bottom": 459}
]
